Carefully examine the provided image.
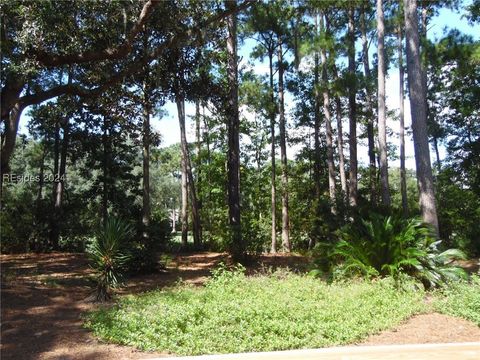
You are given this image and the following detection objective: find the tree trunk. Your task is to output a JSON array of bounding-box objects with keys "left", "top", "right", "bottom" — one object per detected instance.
[
  {"left": 398, "top": 25, "right": 408, "bottom": 216},
  {"left": 332, "top": 66, "right": 348, "bottom": 201},
  {"left": 433, "top": 137, "right": 441, "bottom": 171},
  {"left": 360, "top": 5, "right": 377, "bottom": 204},
  {"left": 277, "top": 37, "right": 291, "bottom": 252},
  {"left": 0, "top": 80, "right": 25, "bottom": 204},
  {"left": 54, "top": 118, "right": 69, "bottom": 221},
  {"left": 195, "top": 100, "right": 202, "bottom": 211},
  {"left": 421, "top": 3, "right": 429, "bottom": 121},
  {"left": 319, "top": 12, "right": 336, "bottom": 213},
  {"left": 268, "top": 50, "right": 277, "bottom": 253},
  {"left": 49, "top": 119, "right": 61, "bottom": 249},
  {"left": 403, "top": 0, "right": 439, "bottom": 233},
  {"left": 37, "top": 143, "right": 47, "bottom": 203},
  {"left": 101, "top": 117, "right": 109, "bottom": 226},
  {"left": 176, "top": 96, "right": 189, "bottom": 247},
  {"left": 225, "top": 0, "right": 243, "bottom": 260},
  {"left": 347, "top": 5, "right": 358, "bottom": 208},
  {"left": 377, "top": 0, "right": 391, "bottom": 207},
  {"left": 313, "top": 16, "right": 322, "bottom": 201},
  {"left": 142, "top": 94, "right": 151, "bottom": 241}
]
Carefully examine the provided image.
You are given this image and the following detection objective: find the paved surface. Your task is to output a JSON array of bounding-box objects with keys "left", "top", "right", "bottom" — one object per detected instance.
[{"left": 162, "top": 342, "right": 480, "bottom": 360}]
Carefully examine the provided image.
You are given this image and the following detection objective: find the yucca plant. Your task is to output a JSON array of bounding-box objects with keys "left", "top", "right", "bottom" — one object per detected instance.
[
  {"left": 87, "top": 217, "right": 133, "bottom": 301},
  {"left": 315, "top": 213, "right": 467, "bottom": 288}
]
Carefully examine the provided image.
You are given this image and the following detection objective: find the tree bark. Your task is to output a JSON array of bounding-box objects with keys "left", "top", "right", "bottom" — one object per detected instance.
[
  {"left": 53, "top": 118, "right": 69, "bottom": 240},
  {"left": 277, "top": 37, "right": 291, "bottom": 252},
  {"left": 347, "top": 5, "right": 358, "bottom": 208},
  {"left": 360, "top": 5, "right": 377, "bottom": 204},
  {"left": 225, "top": 0, "right": 243, "bottom": 260},
  {"left": 37, "top": 143, "right": 47, "bottom": 203},
  {"left": 319, "top": 12, "right": 336, "bottom": 213},
  {"left": 268, "top": 50, "right": 277, "bottom": 254},
  {"left": 331, "top": 69, "right": 348, "bottom": 201},
  {"left": 175, "top": 95, "right": 188, "bottom": 248},
  {"left": 142, "top": 83, "right": 151, "bottom": 241},
  {"left": 398, "top": 25, "right": 408, "bottom": 216},
  {"left": 195, "top": 100, "right": 202, "bottom": 212},
  {"left": 403, "top": 0, "right": 439, "bottom": 233},
  {"left": 101, "top": 117, "right": 110, "bottom": 226},
  {"left": 49, "top": 119, "right": 61, "bottom": 249},
  {"left": 377, "top": 0, "right": 391, "bottom": 207},
  {"left": 1, "top": 102, "right": 24, "bottom": 208},
  {"left": 313, "top": 16, "right": 322, "bottom": 202}
]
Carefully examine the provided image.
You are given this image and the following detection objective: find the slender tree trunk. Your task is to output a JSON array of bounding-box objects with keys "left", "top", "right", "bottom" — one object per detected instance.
[
  {"left": 142, "top": 83, "right": 151, "bottom": 241},
  {"left": 276, "top": 39, "right": 291, "bottom": 251},
  {"left": 332, "top": 66, "right": 348, "bottom": 201},
  {"left": 101, "top": 117, "right": 109, "bottom": 226},
  {"left": 360, "top": 5, "right": 377, "bottom": 204},
  {"left": 277, "top": 38, "right": 291, "bottom": 252},
  {"left": 195, "top": 100, "right": 202, "bottom": 213},
  {"left": 54, "top": 119, "right": 69, "bottom": 216},
  {"left": 313, "top": 15, "right": 322, "bottom": 201},
  {"left": 225, "top": 0, "right": 243, "bottom": 260},
  {"left": 202, "top": 105, "right": 213, "bottom": 233},
  {"left": 403, "top": 0, "right": 439, "bottom": 233},
  {"left": 37, "top": 143, "right": 47, "bottom": 203},
  {"left": 49, "top": 119, "right": 61, "bottom": 249},
  {"left": 268, "top": 50, "right": 277, "bottom": 253},
  {"left": 377, "top": 0, "right": 391, "bottom": 207},
  {"left": 398, "top": 25, "right": 408, "bottom": 216},
  {"left": 171, "top": 204, "right": 177, "bottom": 233},
  {"left": 347, "top": 5, "right": 358, "bottom": 208},
  {"left": 433, "top": 137, "right": 441, "bottom": 171},
  {"left": 319, "top": 12, "right": 336, "bottom": 213},
  {"left": 178, "top": 99, "right": 188, "bottom": 248}
]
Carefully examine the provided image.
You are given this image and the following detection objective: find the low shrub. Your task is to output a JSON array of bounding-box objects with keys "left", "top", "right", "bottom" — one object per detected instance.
[{"left": 311, "top": 213, "right": 466, "bottom": 288}]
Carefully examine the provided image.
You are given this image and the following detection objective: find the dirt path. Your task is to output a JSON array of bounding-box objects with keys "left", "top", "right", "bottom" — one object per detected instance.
[{"left": 1, "top": 252, "right": 479, "bottom": 359}]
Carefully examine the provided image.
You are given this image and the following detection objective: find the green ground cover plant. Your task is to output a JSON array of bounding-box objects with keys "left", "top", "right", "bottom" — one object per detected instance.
[
  {"left": 85, "top": 267, "right": 426, "bottom": 355},
  {"left": 434, "top": 275, "right": 480, "bottom": 325}
]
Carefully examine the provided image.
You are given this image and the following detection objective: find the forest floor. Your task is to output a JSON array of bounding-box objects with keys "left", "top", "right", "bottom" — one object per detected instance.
[{"left": 1, "top": 252, "right": 479, "bottom": 360}]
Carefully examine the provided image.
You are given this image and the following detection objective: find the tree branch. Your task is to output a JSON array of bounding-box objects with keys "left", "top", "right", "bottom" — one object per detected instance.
[
  {"left": 30, "top": 0, "right": 160, "bottom": 67},
  {"left": 17, "top": 0, "right": 258, "bottom": 108}
]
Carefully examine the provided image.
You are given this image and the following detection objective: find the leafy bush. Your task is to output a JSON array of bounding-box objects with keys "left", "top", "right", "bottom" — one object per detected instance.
[
  {"left": 85, "top": 268, "right": 425, "bottom": 355},
  {"left": 312, "top": 214, "right": 466, "bottom": 288},
  {"left": 126, "top": 210, "right": 172, "bottom": 274},
  {"left": 434, "top": 275, "right": 480, "bottom": 325},
  {"left": 87, "top": 217, "right": 133, "bottom": 301}
]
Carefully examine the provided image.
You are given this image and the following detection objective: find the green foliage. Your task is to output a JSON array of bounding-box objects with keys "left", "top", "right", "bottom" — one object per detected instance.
[
  {"left": 126, "top": 209, "right": 172, "bottom": 275},
  {"left": 312, "top": 214, "right": 467, "bottom": 288},
  {"left": 434, "top": 275, "right": 480, "bottom": 325},
  {"left": 85, "top": 269, "right": 425, "bottom": 355},
  {"left": 436, "top": 167, "right": 480, "bottom": 256},
  {"left": 87, "top": 217, "right": 133, "bottom": 301}
]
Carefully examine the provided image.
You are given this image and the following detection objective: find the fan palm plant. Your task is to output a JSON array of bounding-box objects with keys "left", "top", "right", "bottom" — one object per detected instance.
[
  {"left": 317, "top": 213, "right": 467, "bottom": 288},
  {"left": 87, "top": 217, "right": 133, "bottom": 301}
]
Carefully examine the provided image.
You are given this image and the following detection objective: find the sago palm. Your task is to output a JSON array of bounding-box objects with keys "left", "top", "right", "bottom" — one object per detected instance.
[{"left": 324, "top": 214, "right": 466, "bottom": 287}]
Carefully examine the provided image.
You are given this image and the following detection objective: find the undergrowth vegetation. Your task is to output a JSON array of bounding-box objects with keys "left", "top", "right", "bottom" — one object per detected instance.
[
  {"left": 434, "top": 275, "right": 480, "bottom": 325},
  {"left": 85, "top": 266, "right": 425, "bottom": 355},
  {"left": 311, "top": 214, "right": 467, "bottom": 288}
]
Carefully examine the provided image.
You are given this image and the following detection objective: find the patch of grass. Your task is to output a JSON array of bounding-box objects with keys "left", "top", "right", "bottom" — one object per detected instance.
[
  {"left": 85, "top": 267, "right": 425, "bottom": 355},
  {"left": 433, "top": 275, "right": 480, "bottom": 326}
]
